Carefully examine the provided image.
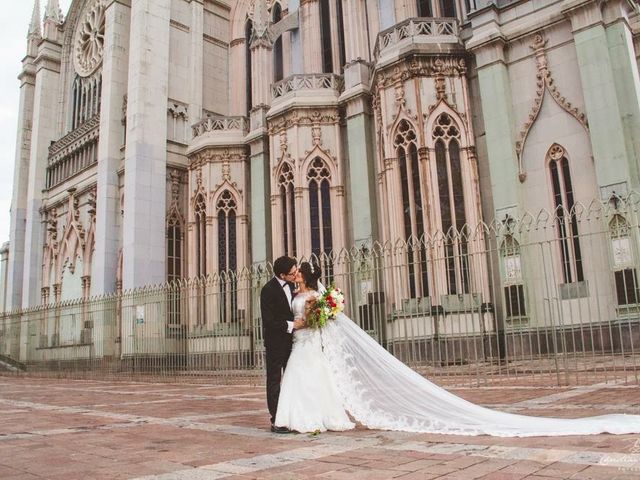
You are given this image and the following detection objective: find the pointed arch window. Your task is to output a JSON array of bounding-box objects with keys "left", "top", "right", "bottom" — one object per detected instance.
[
  {"left": 308, "top": 158, "right": 334, "bottom": 280},
  {"left": 71, "top": 73, "right": 102, "bottom": 131},
  {"left": 167, "top": 211, "right": 184, "bottom": 326},
  {"left": 167, "top": 212, "right": 184, "bottom": 283},
  {"left": 434, "top": 113, "right": 469, "bottom": 294},
  {"left": 194, "top": 194, "right": 207, "bottom": 279},
  {"left": 417, "top": 0, "right": 433, "bottom": 16},
  {"left": 278, "top": 163, "right": 297, "bottom": 257},
  {"left": 194, "top": 193, "right": 207, "bottom": 326},
  {"left": 394, "top": 120, "right": 429, "bottom": 298},
  {"left": 272, "top": 3, "right": 283, "bottom": 82},
  {"left": 217, "top": 191, "right": 238, "bottom": 322},
  {"left": 548, "top": 146, "right": 583, "bottom": 284},
  {"left": 245, "top": 19, "right": 253, "bottom": 114}
]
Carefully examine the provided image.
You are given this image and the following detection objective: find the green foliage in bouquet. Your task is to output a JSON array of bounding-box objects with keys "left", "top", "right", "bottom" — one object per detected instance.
[{"left": 305, "top": 284, "right": 345, "bottom": 329}]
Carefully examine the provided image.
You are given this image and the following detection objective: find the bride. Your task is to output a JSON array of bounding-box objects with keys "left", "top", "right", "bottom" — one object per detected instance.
[{"left": 275, "top": 262, "right": 640, "bottom": 437}]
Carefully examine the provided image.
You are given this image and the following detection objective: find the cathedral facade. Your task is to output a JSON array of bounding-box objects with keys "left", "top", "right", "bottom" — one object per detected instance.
[{"left": 3, "top": 0, "right": 640, "bottom": 360}]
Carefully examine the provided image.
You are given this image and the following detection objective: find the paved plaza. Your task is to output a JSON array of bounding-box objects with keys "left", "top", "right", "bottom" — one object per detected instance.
[{"left": 1, "top": 376, "right": 640, "bottom": 479}]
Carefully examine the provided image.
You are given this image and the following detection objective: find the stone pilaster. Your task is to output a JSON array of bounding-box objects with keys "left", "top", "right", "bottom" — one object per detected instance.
[
  {"left": 250, "top": 138, "right": 272, "bottom": 264},
  {"left": 122, "top": 0, "right": 170, "bottom": 289},
  {"left": 93, "top": 0, "right": 131, "bottom": 295},
  {"left": 563, "top": 0, "right": 634, "bottom": 190},
  {"left": 469, "top": 36, "right": 519, "bottom": 214},
  {"left": 21, "top": 17, "right": 62, "bottom": 308},
  {"left": 188, "top": 0, "right": 204, "bottom": 125}
]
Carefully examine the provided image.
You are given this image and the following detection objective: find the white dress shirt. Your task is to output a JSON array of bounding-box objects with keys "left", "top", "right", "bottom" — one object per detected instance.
[{"left": 275, "top": 276, "right": 295, "bottom": 333}]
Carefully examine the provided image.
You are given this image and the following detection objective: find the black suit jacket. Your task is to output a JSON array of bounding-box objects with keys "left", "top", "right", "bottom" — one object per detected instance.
[{"left": 260, "top": 277, "right": 294, "bottom": 353}]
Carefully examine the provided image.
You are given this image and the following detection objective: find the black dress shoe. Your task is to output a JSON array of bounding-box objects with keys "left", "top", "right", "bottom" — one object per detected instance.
[{"left": 271, "top": 424, "right": 291, "bottom": 434}]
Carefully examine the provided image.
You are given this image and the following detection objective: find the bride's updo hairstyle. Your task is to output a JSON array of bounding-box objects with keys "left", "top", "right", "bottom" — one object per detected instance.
[{"left": 299, "top": 261, "right": 322, "bottom": 291}]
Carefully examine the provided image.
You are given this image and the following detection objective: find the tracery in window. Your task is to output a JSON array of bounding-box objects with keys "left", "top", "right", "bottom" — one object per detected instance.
[
  {"left": 548, "top": 145, "right": 583, "bottom": 283},
  {"left": 308, "top": 157, "right": 334, "bottom": 280},
  {"left": 434, "top": 113, "right": 469, "bottom": 294},
  {"left": 71, "top": 74, "right": 102, "bottom": 131},
  {"left": 217, "top": 191, "right": 238, "bottom": 322},
  {"left": 167, "top": 212, "right": 183, "bottom": 326},
  {"left": 278, "top": 163, "right": 297, "bottom": 257},
  {"left": 394, "top": 120, "right": 429, "bottom": 298}
]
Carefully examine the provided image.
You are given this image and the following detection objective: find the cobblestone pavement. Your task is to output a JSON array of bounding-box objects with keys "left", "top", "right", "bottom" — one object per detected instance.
[{"left": 1, "top": 376, "right": 640, "bottom": 479}]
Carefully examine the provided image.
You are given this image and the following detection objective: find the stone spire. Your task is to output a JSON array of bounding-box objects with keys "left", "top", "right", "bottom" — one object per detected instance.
[
  {"left": 44, "top": 0, "right": 63, "bottom": 24},
  {"left": 28, "top": 0, "right": 41, "bottom": 38},
  {"left": 43, "top": 0, "right": 63, "bottom": 41}
]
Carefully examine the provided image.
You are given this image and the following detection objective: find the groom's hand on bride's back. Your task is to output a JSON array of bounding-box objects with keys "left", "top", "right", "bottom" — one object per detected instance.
[{"left": 293, "top": 318, "right": 305, "bottom": 330}]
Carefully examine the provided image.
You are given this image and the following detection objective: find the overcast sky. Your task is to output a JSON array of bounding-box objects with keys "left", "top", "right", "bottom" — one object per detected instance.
[{"left": 0, "top": 0, "right": 72, "bottom": 245}]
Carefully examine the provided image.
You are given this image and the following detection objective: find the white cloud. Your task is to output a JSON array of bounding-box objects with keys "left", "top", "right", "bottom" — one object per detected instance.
[{"left": 0, "top": 0, "right": 73, "bottom": 245}]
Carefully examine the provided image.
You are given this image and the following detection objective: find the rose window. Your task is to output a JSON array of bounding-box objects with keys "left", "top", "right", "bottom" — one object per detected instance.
[{"left": 74, "top": 2, "right": 106, "bottom": 77}]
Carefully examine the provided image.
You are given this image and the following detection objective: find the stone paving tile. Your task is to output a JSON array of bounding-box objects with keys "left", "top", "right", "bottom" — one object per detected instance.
[{"left": 2, "top": 376, "right": 640, "bottom": 479}]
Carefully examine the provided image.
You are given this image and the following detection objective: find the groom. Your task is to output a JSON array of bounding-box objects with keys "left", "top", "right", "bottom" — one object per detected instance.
[{"left": 260, "top": 255, "right": 304, "bottom": 433}]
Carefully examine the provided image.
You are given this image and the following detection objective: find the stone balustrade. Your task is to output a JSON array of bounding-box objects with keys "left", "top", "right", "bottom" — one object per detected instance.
[
  {"left": 46, "top": 115, "right": 100, "bottom": 189},
  {"left": 191, "top": 114, "right": 248, "bottom": 140},
  {"left": 373, "top": 17, "right": 460, "bottom": 59},
  {"left": 271, "top": 73, "right": 345, "bottom": 100}
]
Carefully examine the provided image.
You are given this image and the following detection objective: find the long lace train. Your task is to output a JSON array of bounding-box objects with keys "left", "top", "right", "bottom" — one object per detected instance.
[{"left": 321, "top": 314, "right": 640, "bottom": 437}]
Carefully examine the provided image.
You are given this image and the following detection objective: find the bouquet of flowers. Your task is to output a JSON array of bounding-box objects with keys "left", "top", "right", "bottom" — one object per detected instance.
[{"left": 306, "top": 285, "right": 345, "bottom": 329}]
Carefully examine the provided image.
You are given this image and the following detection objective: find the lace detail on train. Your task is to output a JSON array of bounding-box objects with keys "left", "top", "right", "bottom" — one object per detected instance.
[
  {"left": 274, "top": 292, "right": 355, "bottom": 433},
  {"left": 322, "top": 314, "right": 640, "bottom": 437}
]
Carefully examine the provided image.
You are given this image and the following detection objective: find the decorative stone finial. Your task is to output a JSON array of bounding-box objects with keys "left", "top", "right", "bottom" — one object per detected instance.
[
  {"left": 44, "top": 0, "right": 63, "bottom": 23},
  {"left": 251, "top": 0, "right": 271, "bottom": 40},
  {"left": 28, "top": 0, "right": 41, "bottom": 38}
]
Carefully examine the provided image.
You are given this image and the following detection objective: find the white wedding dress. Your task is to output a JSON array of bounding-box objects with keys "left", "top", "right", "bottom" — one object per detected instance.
[
  {"left": 276, "top": 289, "right": 640, "bottom": 437},
  {"left": 274, "top": 291, "right": 356, "bottom": 432}
]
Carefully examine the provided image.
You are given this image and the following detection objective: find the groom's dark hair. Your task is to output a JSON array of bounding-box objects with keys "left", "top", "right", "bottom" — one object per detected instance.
[{"left": 273, "top": 256, "right": 297, "bottom": 277}]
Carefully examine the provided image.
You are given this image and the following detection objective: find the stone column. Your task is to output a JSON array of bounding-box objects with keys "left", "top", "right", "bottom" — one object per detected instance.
[
  {"left": 93, "top": 0, "right": 131, "bottom": 295},
  {"left": 7, "top": 31, "right": 38, "bottom": 310},
  {"left": 563, "top": 0, "right": 634, "bottom": 190},
  {"left": 22, "top": 19, "right": 62, "bottom": 308},
  {"left": 300, "top": 0, "right": 322, "bottom": 72},
  {"left": 344, "top": 0, "right": 370, "bottom": 62},
  {"left": 342, "top": 65, "right": 378, "bottom": 246},
  {"left": 469, "top": 37, "right": 520, "bottom": 214},
  {"left": 122, "top": 0, "right": 170, "bottom": 289},
  {"left": 603, "top": 0, "right": 640, "bottom": 189},
  {"left": 288, "top": 0, "right": 303, "bottom": 74}
]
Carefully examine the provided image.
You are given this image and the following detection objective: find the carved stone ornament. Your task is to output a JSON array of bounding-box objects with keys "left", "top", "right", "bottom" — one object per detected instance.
[
  {"left": 249, "top": 0, "right": 271, "bottom": 41},
  {"left": 515, "top": 34, "right": 589, "bottom": 183},
  {"left": 74, "top": 0, "right": 106, "bottom": 77}
]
